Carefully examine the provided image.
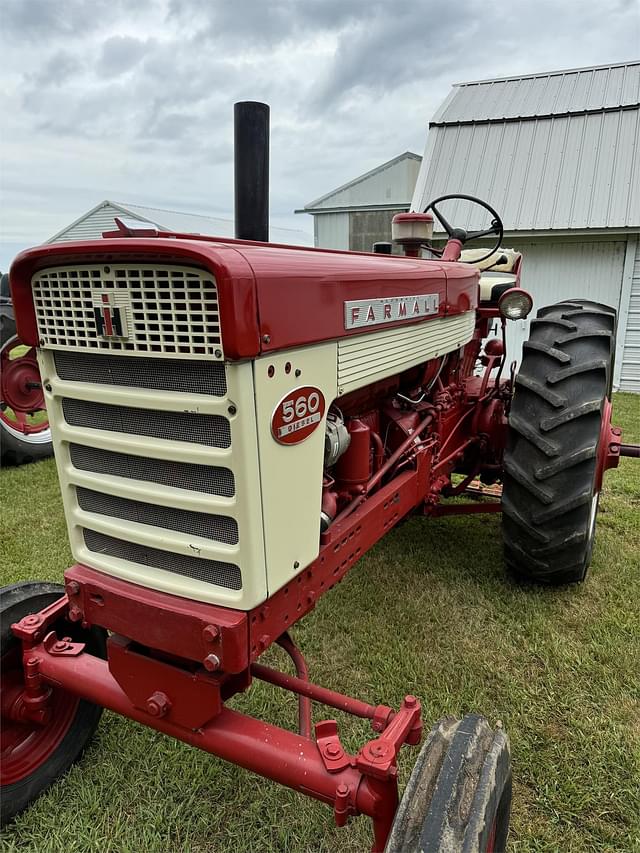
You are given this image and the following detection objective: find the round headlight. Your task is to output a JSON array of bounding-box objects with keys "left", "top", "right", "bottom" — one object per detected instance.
[{"left": 498, "top": 287, "right": 533, "bottom": 320}]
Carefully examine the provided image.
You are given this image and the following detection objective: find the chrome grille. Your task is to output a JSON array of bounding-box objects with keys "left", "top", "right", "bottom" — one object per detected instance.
[
  {"left": 54, "top": 351, "right": 227, "bottom": 396},
  {"left": 83, "top": 529, "right": 242, "bottom": 590},
  {"left": 69, "top": 444, "right": 235, "bottom": 497},
  {"left": 62, "top": 398, "right": 231, "bottom": 447},
  {"left": 32, "top": 264, "right": 222, "bottom": 358},
  {"left": 77, "top": 487, "right": 238, "bottom": 544}
]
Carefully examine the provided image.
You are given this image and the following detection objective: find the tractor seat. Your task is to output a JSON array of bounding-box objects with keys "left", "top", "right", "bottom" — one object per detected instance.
[{"left": 459, "top": 247, "right": 522, "bottom": 273}]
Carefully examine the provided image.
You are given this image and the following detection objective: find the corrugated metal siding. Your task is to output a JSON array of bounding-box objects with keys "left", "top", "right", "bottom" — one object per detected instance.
[
  {"left": 315, "top": 212, "right": 349, "bottom": 249},
  {"left": 499, "top": 239, "right": 626, "bottom": 365},
  {"left": 620, "top": 241, "right": 640, "bottom": 392},
  {"left": 412, "top": 109, "right": 640, "bottom": 230},
  {"left": 432, "top": 63, "right": 640, "bottom": 123}
]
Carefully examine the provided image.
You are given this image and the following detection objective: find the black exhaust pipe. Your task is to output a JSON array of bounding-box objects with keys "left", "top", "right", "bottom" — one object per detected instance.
[{"left": 234, "top": 101, "right": 270, "bottom": 242}]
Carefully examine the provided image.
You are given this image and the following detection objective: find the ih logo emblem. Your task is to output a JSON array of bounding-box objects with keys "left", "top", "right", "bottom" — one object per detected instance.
[{"left": 92, "top": 291, "right": 129, "bottom": 339}]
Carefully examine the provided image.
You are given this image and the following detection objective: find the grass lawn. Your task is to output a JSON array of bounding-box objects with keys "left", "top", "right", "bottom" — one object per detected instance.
[{"left": 1, "top": 393, "right": 639, "bottom": 853}]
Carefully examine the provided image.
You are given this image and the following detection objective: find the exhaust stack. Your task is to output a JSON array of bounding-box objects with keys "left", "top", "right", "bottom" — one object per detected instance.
[{"left": 234, "top": 101, "right": 270, "bottom": 242}]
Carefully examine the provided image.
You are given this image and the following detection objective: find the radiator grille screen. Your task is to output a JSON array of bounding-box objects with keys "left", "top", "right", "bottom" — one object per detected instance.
[
  {"left": 77, "top": 487, "right": 238, "bottom": 544},
  {"left": 69, "top": 444, "right": 235, "bottom": 497},
  {"left": 54, "top": 351, "right": 227, "bottom": 396},
  {"left": 62, "top": 398, "right": 231, "bottom": 448},
  {"left": 32, "top": 264, "right": 221, "bottom": 357},
  {"left": 83, "top": 529, "right": 242, "bottom": 590}
]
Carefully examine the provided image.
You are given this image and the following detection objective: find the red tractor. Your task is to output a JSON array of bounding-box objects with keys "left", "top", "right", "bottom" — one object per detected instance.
[{"left": 2, "top": 103, "right": 637, "bottom": 851}]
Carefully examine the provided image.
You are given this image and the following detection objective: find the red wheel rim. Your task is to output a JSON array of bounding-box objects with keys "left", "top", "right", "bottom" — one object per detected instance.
[
  {"left": 1, "top": 647, "right": 79, "bottom": 785},
  {"left": 0, "top": 335, "right": 49, "bottom": 436}
]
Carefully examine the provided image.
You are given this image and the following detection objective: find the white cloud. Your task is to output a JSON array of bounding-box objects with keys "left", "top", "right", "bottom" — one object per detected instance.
[{"left": 1, "top": 0, "right": 638, "bottom": 271}]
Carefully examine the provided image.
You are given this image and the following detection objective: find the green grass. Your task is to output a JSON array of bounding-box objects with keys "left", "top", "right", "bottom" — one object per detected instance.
[{"left": 1, "top": 393, "right": 639, "bottom": 852}]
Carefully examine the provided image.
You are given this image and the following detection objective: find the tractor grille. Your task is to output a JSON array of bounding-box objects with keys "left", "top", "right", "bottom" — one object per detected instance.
[
  {"left": 69, "top": 444, "right": 235, "bottom": 497},
  {"left": 54, "top": 351, "right": 227, "bottom": 396},
  {"left": 77, "top": 487, "right": 239, "bottom": 544},
  {"left": 62, "top": 398, "right": 231, "bottom": 447},
  {"left": 32, "top": 264, "right": 222, "bottom": 358},
  {"left": 83, "top": 529, "right": 242, "bottom": 590}
]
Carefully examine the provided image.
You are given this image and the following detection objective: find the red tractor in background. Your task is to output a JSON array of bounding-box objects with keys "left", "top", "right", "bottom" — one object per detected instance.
[{"left": 2, "top": 102, "right": 637, "bottom": 852}]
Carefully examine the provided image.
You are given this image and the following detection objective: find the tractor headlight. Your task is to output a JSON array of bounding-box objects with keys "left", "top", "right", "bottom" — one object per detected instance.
[{"left": 498, "top": 287, "right": 533, "bottom": 320}]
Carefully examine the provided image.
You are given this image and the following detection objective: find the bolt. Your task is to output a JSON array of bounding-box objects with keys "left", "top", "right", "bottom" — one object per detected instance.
[
  {"left": 262, "top": 334, "right": 271, "bottom": 344},
  {"left": 293, "top": 561, "right": 300, "bottom": 570},
  {"left": 214, "top": 348, "right": 223, "bottom": 358},
  {"left": 404, "top": 695, "right": 417, "bottom": 708},
  {"left": 227, "top": 404, "right": 237, "bottom": 416},
  {"left": 66, "top": 581, "right": 80, "bottom": 596},
  {"left": 203, "top": 653, "right": 221, "bottom": 672},
  {"left": 202, "top": 624, "right": 220, "bottom": 643},
  {"left": 325, "top": 743, "right": 342, "bottom": 758},
  {"left": 24, "top": 615, "right": 41, "bottom": 626},
  {"left": 295, "top": 369, "right": 301, "bottom": 378},
  {"left": 336, "top": 783, "right": 349, "bottom": 797},
  {"left": 53, "top": 641, "right": 68, "bottom": 652},
  {"left": 146, "top": 691, "right": 170, "bottom": 718},
  {"left": 45, "top": 383, "right": 52, "bottom": 393},
  {"left": 27, "top": 657, "right": 39, "bottom": 666},
  {"left": 68, "top": 606, "right": 83, "bottom": 623}
]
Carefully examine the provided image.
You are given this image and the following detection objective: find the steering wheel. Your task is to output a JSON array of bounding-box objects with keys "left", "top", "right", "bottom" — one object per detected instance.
[{"left": 423, "top": 194, "right": 504, "bottom": 264}]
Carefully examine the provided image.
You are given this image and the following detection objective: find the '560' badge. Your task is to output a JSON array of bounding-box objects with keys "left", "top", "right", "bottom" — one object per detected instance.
[{"left": 271, "top": 386, "right": 326, "bottom": 445}]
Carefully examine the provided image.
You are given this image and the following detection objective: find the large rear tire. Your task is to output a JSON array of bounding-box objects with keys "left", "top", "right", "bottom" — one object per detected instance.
[
  {"left": 0, "top": 582, "right": 106, "bottom": 825},
  {"left": 502, "top": 299, "right": 616, "bottom": 584},
  {"left": 386, "top": 715, "right": 511, "bottom": 853}
]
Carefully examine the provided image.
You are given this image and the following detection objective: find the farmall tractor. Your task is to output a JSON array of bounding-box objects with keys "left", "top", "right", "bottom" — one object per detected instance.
[{"left": 2, "top": 103, "right": 638, "bottom": 852}]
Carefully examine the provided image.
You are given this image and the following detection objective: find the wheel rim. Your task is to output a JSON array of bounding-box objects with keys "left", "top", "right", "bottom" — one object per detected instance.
[
  {"left": 0, "top": 646, "right": 79, "bottom": 786},
  {"left": 486, "top": 816, "right": 497, "bottom": 853},
  {"left": 0, "top": 334, "right": 51, "bottom": 443}
]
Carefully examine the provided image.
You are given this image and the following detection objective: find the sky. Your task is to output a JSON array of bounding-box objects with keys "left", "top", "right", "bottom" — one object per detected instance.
[{"left": 1, "top": 0, "right": 638, "bottom": 271}]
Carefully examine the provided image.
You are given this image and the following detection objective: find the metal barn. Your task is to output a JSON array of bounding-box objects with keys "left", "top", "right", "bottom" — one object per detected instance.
[
  {"left": 48, "top": 200, "right": 312, "bottom": 247},
  {"left": 297, "top": 153, "right": 422, "bottom": 251},
  {"left": 412, "top": 61, "right": 640, "bottom": 392}
]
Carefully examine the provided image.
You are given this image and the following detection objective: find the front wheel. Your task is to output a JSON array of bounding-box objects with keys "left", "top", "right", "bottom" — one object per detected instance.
[
  {"left": 386, "top": 715, "right": 511, "bottom": 853},
  {"left": 1, "top": 582, "right": 106, "bottom": 825},
  {"left": 502, "top": 299, "right": 616, "bottom": 584}
]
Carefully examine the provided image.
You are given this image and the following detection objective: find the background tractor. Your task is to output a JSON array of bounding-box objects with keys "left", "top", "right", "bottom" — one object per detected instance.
[{"left": 1, "top": 102, "right": 637, "bottom": 852}]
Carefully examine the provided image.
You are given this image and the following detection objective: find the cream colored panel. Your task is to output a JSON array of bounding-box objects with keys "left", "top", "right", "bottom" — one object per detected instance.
[
  {"left": 479, "top": 273, "right": 518, "bottom": 302},
  {"left": 253, "top": 343, "right": 338, "bottom": 595},
  {"left": 337, "top": 312, "right": 475, "bottom": 395},
  {"left": 37, "top": 349, "right": 268, "bottom": 609}
]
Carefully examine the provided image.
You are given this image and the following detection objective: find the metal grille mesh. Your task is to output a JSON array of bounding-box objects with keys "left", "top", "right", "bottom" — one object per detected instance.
[
  {"left": 69, "top": 444, "right": 235, "bottom": 497},
  {"left": 32, "top": 264, "right": 221, "bottom": 358},
  {"left": 83, "top": 529, "right": 242, "bottom": 590},
  {"left": 63, "top": 398, "right": 231, "bottom": 447},
  {"left": 77, "top": 487, "right": 238, "bottom": 544},
  {"left": 54, "top": 351, "right": 227, "bottom": 396}
]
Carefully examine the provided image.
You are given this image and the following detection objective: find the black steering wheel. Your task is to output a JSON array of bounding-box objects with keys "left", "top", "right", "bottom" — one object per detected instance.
[{"left": 424, "top": 194, "right": 504, "bottom": 264}]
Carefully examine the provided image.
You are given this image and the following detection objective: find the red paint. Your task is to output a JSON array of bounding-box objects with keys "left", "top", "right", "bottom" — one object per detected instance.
[
  {"left": 271, "top": 386, "right": 326, "bottom": 445},
  {"left": 9, "top": 236, "right": 477, "bottom": 359},
  {"left": 0, "top": 646, "right": 80, "bottom": 785}
]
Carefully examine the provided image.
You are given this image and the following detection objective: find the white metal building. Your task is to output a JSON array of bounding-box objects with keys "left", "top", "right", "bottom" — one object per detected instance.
[
  {"left": 48, "top": 200, "right": 312, "bottom": 247},
  {"left": 412, "top": 61, "right": 640, "bottom": 392},
  {"left": 297, "top": 152, "right": 422, "bottom": 251}
]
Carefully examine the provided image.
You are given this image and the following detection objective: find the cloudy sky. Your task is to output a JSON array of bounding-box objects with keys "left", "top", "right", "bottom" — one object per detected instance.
[{"left": 1, "top": 0, "right": 638, "bottom": 270}]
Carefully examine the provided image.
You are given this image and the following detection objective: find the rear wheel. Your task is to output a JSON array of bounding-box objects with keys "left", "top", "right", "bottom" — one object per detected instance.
[
  {"left": 386, "top": 714, "right": 511, "bottom": 853},
  {"left": 0, "top": 305, "right": 53, "bottom": 466},
  {"left": 502, "top": 300, "right": 616, "bottom": 584},
  {"left": 1, "top": 582, "right": 105, "bottom": 825}
]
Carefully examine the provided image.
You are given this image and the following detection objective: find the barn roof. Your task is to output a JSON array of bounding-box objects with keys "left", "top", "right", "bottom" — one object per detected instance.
[
  {"left": 412, "top": 61, "right": 640, "bottom": 233},
  {"left": 300, "top": 152, "right": 422, "bottom": 213}
]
